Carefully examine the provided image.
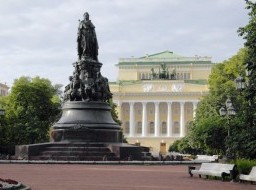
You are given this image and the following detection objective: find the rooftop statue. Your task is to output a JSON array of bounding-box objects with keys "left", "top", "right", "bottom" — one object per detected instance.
[
  {"left": 150, "top": 63, "right": 176, "bottom": 80},
  {"left": 77, "top": 12, "right": 99, "bottom": 61}
]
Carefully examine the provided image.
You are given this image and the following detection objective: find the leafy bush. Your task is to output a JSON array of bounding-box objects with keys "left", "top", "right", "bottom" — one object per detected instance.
[
  {"left": 232, "top": 159, "right": 256, "bottom": 174},
  {"left": 168, "top": 139, "right": 181, "bottom": 152}
]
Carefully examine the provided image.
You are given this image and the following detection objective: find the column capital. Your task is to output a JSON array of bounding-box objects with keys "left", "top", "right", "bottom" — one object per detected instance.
[
  {"left": 154, "top": 102, "right": 160, "bottom": 105},
  {"left": 142, "top": 102, "right": 147, "bottom": 106},
  {"left": 180, "top": 101, "right": 185, "bottom": 105},
  {"left": 129, "top": 102, "right": 135, "bottom": 106}
]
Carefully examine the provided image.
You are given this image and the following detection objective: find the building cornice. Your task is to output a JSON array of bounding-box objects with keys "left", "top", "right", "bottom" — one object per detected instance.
[
  {"left": 116, "top": 61, "right": 213, "bottom": 66},
  {"left": 113, "top": 91, "right": 208, "bottom": 97}
]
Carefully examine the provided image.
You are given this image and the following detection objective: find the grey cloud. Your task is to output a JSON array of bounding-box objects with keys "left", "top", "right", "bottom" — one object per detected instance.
[{"left": 0, "top": 0, "right": 249, "bottom": 86}]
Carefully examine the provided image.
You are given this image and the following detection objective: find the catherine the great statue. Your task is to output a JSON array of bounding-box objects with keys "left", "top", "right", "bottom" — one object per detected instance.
[{"left": 77, "top": 12, "right": 99, "bottom": 61}]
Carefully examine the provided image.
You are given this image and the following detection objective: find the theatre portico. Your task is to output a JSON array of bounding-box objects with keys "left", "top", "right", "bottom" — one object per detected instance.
[{"left": 109, "top": 51, "right": 214, "bottom": 152}]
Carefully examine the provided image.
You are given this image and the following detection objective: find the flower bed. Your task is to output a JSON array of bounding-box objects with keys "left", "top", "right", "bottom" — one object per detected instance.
[{"left": 0, "top": 178, "right": 30, "bottom": 190}]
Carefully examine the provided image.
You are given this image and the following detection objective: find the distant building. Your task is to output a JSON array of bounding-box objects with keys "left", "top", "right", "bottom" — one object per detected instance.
[
  {"left": 109, "top": 50, "right": 215, "bottom": 153},
  {"left": 0, "top": 82, "right": 9, "bottom": 96}
]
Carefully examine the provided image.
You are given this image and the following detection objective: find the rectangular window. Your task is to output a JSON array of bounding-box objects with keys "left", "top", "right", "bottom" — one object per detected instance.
[
  {"left": 124, "top": 121, "right": 130, "bottom": 134},
  {"left": 137, "top": 121, "right": 142, "bottom": 134},
  {"left": 161, "top": 122, "right": 167, "bottom": 134},
  {"left": 149, "top": 121, "right": 154, "bottom": 134}
]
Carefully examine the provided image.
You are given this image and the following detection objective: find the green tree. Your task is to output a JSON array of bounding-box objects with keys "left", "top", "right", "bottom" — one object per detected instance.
[
  {"left": 108, "top": 99, "right": 122, "bottom": 126},
  {"left": 0, "top": 76, "right": 61, "bottom": 145},
  {"left": 208, "top": 48, "right": 247, "bottom": 102},
  {"left": 231, "top": 0, "right": 256, "bottom": 159},
  {"left": 180, "top": 49, "right": 247, "bottom": 156},
  {"left": 169, "top": 1, "right": 256, "bottom": 159},
  {"left": 191, "top": 116, "right": 226, "bottom": 155},
  {"left": 168, "top": 139, "right": 181, "bottom": 152},
  {"left": 108, "top": 99, "right": 127, "bottom": 143},
  {"left": 238, "top": 0, "right": 256, "bottom": 131}
]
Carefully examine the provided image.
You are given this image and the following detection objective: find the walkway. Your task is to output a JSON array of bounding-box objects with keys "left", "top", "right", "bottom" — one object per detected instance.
[{"left": 0, "top": 164, "right": 255, "bottom": 190}]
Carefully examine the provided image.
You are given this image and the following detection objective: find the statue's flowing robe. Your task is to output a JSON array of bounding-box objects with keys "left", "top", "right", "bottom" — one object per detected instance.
[{"left": 77, "top": 20, "right": 98, "bottom": 61}]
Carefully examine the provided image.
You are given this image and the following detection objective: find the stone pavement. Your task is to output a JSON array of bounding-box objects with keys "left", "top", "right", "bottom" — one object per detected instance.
[{"left": 0, "top": 164, "right": 255, "bottom": 190}]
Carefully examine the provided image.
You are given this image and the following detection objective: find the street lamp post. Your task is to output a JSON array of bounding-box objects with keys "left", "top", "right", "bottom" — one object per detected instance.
[
  {"left": 219, "top": 98, "right": 236, "bottom": 160},
  {"left": 235, "top": 76, "right": 246, "bottom": 90}
]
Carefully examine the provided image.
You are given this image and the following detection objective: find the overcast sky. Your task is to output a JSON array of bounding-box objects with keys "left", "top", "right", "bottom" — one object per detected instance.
[{"left": 0, "top": 0, "right": 250, "bottom": 87}]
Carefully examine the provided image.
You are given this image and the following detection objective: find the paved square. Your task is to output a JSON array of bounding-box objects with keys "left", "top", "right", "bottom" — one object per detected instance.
[{"left": 0, "top": 164, "right": 255, "bottom": 190}]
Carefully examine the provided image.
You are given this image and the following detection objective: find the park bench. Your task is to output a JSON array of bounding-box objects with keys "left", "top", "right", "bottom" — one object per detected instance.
[
  {"left": 239, "top": 166, "right": 256, "bottom": 184},
  {"left": 188, "top": 163, "right": 236, "bottom": 181}
]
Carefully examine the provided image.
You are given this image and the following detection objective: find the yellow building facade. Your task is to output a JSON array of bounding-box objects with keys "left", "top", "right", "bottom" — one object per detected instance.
[{"left": 109, "top": 51, "right": 214, "bottom": 153}]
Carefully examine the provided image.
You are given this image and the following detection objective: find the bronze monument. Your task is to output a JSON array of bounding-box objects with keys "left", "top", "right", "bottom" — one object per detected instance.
[
  {"left": 15, "top": 12, "right": 147, "bottom": 161},
  {"left": 51, "top": 12, "right": 121, "bottom": 143}
]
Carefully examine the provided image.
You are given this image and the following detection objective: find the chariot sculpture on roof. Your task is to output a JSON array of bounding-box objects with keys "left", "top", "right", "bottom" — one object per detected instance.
[{"left": 150, "top": 63, "right": 176, "bottom": 80}]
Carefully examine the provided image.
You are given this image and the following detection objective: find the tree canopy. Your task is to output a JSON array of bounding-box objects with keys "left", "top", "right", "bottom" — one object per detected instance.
[
  {"left": 171, "top": 48, "right": 248, "bottom": 157},
  {"left": 238, "top": 0, "right": 256, "bottom": 129},
  {"left": 0, "top": 76, "right": 61, "bottom": 145}
]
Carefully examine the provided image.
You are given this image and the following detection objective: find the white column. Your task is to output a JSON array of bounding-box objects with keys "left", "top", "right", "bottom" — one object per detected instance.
[
  {"left": 180, "top": 102, "right": 185, "bottom": 137},
  {"left": 192, "top": 101, "right": 198, "bottom": 119},
  {"left": 115, "top": 100, "right": 122, "bottom": 120},
  {"left": 154, "top": 102, "right": 160, "bottom": 137},
  {"left": 167, "top": 102, "right": 172, "bottom": 137},
  {"left": 142, "top": 102, "right": 147, "bottom": 137},
  {"left": 129, "top": 102, "right": 135, "bottom": 137}
]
